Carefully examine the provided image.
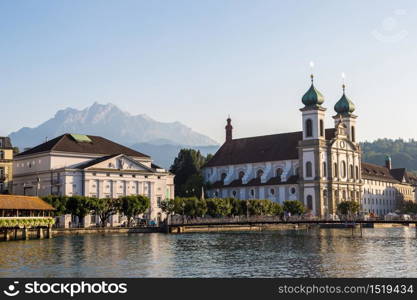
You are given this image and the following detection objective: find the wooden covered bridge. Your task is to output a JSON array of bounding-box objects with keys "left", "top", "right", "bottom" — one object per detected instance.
[{"left": 0, "top": 195, "right": 55, "bottom": 241}]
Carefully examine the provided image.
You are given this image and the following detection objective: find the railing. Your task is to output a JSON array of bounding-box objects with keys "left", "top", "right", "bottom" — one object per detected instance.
[{"left": 169, "top": 215, "right": 417, "bottom": 226}]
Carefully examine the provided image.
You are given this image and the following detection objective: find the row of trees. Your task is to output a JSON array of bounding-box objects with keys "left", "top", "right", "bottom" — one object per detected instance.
[
  {"left": 160, "top": 197, "right": 306, "bottom": 218},
  {"left": 42, "top": 195, "right": 150, "bottom": 227}
]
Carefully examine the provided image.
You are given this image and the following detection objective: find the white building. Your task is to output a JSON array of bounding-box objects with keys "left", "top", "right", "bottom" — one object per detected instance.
[
  {"left": 12, "top": 133, "right": 174, "bottom": 226},
  {"left": 203, "top": 76, "right": 417, "bottom": 217}
]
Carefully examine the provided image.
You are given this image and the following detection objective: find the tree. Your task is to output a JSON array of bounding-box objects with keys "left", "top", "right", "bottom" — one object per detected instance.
[
  {"left": 89, "top": 198, "right": 119, "bottom": 227},
  {"left": 119, "top": 195, "right": 150, "bottom": 227},
  {"left": 400, "top": 200, "right": 417, "bottom": 214},
  {"left": 42, "top": 195, "right": 68, "bottom": 216},
  {"left": 337, "top": 201, "right": 360, "bottom": 218},
  {"left": 170, "top": 149, "right": 210, "bottom": 197},
  {"left": 283, "top": 200, "right": 305, "bottom": 215},
  {"left": 66, "top": 196, "right": 92, "bottom": 227}
]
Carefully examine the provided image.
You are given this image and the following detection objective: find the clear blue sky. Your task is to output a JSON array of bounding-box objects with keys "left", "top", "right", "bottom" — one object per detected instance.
[{"left": 1, "top": 0, "right": 417, "bottom": 143}]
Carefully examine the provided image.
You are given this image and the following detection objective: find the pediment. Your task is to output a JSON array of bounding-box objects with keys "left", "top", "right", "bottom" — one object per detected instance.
[{"left": 82, "top": 154, "right": 152, "bottom": 171}]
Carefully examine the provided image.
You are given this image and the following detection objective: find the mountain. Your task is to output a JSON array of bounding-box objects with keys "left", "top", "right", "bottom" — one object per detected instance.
[
  {"left": 361, "top": 138, "right": 417, "bottom": 175},
  {"left": 9, "top": 102, "right": 219, "bottom": 150},
  {"left": 131, "top": 143, "right": 219, "bottom": 169}
]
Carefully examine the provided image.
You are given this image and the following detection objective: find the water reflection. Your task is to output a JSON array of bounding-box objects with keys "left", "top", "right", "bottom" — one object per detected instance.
[{"left": 0, "top": 228, "right": 416, "bottom": 277}]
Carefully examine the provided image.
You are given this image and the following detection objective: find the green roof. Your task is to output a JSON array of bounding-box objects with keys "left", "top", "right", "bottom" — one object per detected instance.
[
  {"left": 70, "top": 134, "right": 92, "bottom": 143},
  {"left": 334, "top": 93, "right": 355, "bottom": 115},
  {"left": 302, "top": 83, "right": 324, "bottom": 107}
]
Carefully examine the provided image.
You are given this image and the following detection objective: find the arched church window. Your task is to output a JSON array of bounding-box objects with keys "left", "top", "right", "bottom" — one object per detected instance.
[
  {"left": 320, "top": 119, "right": 324, "bottom": 137},
  {"left": 334, "top": 163, "right": 338, "bottom": 177},
  {"left": 350, "top": 164, "right": 354, "bottom": 179},
  {"left": 306, "top": 195, "right": 313, "bottom": 211},
  {"left": 351, "top": 126, "right": 356, "bottom": 142},
  {"left": 305, "top": 162, "right": 312, "bottom": 178},
  {"left": 250, "top": 189, "right": 255, "bottom": 197},
  {"left": 232, "top": 190, "right": 237, "bottom": 197},
  {"left": 256, "top": 169, "right": 264, "bottom": 178},
  {"left": 238, "top": 171, "right": 245, "bottom": 180},
  {"left": 221, "top": 173, "right": 227, "bottom": 182},
  {"left": 270, "top": 188, "right": 275, "bottom": 195},
  {"left": 306, "top": 119, "right": 313, "bottom": 137},
  {"left": 291, "top": 187, "right": 296, "bottom": 194},
  {"left": 322, "top": 162, "right": 327, "bottom": 177},
  {"left": 276, "top": 168, "right": 283, "bottom": 177},
  {"left": 341, "top": 161, "right": 347, "bottom": 178},
  {"left": 355, "top": 166, "right": 359, "bottom": 179}
]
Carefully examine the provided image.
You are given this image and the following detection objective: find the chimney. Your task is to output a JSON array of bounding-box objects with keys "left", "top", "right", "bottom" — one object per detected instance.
[
  {"left": 385, "top": 155, "right": 392, "bottom": 170},
  {"left": 225, "top": 116, "right": 233, "bottom": 142}
]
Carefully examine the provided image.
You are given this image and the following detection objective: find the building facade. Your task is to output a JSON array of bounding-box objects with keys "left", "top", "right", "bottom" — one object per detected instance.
[
  {"left": 203, "top": 76, "right": 416, "bottom": 217},
  {"left": 12, "top": 133, "right": 174, "bottom": 225},
  {"left": 0, "top": 137, "right": 14, "bottom": 194}
]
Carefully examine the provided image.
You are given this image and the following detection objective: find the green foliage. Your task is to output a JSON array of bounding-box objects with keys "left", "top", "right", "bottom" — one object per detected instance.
[
  {"left": 283, "top": 200, "right": 305, "bottom": 215},
  {"left": 361, "top": 138, "right": 417, "bottom": 174},
  {"left": 399, "top": 200, "right": 417, "bottom": 214},
  {"left": 42, "top": 195, "right": 68, "bottom": 216},
  {"left": 0, "top": 217, "right": 55, "bottom": 228},
  {"left": 337, "top": 201, "right": 360, "bottom": 216},
  {"left": 66, "top": 196, "right": 93, "bottom": 224},
  {"left": 169, "top": 149, "right": 211, "bottom": 197},
  {"left": 119, "top": 195, "right": 150, "bottom": 227},
  {"left": 89, "top": 197, "right": 120, "bottom": 227},
  {"left": 169, "top": 197, "right": 283, "bottom": 217}
]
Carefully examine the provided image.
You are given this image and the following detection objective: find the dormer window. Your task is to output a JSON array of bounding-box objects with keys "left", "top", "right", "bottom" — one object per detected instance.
[
  {"left": 221, "top": 173, "right": 227, "bottom": 182},
  {"left": 238, "top": 171, "right": 245, "bottom": 180},
  {"left": 256, "top": 169, "right": 264, "bottom": 178}
]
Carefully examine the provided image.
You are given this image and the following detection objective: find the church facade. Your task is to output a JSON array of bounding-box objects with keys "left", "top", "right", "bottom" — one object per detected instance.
[{"left": 203, "top": 76, "right": 417, "bottom": 217}]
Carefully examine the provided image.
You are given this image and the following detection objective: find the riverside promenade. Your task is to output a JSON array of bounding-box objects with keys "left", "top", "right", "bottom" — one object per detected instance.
[{"left": 166, "top": 216, "right": 417, "bottom": 235}]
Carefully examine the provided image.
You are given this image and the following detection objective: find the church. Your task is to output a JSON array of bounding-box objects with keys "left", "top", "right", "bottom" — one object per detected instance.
[{"left": 203, "top": 75, "right": 417, "bottom": 217}]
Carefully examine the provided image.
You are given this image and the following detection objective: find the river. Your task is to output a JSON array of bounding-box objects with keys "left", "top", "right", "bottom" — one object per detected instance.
[{"left": 1, "top": 227, "right": 416, "bottom": 277}]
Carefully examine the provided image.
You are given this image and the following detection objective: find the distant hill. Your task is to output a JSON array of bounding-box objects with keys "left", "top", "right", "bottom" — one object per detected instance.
[
  {"left": 9, "top": 102, "right": 219, "bottom": 150},
  {"left": 361, "top": 139, "right": 417, "bottom": 174},
  {"left": 132, "top": 143, "right": 219, "bottom": 169}
]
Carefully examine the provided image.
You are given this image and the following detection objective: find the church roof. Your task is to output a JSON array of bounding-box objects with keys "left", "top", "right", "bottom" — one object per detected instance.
[
  {"left": 334, "top": 90, "right": 355, "bottom": 115},
  {"left": 16, "top": 134, "right": 150, "bottom": 158},
  {"left": 302, "top": 83, "right": 325, "bottom": 107},
  {"left": 205, "top": 129, "right": 336, "bottom": 167}
]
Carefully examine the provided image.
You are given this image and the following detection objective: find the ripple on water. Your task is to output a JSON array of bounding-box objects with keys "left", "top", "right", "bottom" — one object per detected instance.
[{"left": 0, "top": 228, "right": 416, "bottom": 277}]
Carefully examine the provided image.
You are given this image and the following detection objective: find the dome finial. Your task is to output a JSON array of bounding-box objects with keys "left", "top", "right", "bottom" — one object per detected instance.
[
  {"left": 341, "top": 72, "right": 346, "bottom": 94},
  {"left": 309, "top": 61, "right": 315, "bottom": 84}
]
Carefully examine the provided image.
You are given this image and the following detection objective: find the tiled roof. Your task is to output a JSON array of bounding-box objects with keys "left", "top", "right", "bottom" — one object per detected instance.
[
  {"left": 0, "top": 195, "right": 55, "bottom": 211},
  {"left": 205, "top": 129, "right": 336, "bottom": 167},
  {"left": 16, "top": 134, "right": 149, "bottom": 158},
  {"left": 361, "top": 162, "right": 417, "bottom": 185},
  {"left": 361, "top": 162, "right": 398, "bottom": 182}
]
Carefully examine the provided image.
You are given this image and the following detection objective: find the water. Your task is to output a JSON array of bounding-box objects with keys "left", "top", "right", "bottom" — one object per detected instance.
[{"left": 1, "top": 228, "right": 417, "bottom": 277}]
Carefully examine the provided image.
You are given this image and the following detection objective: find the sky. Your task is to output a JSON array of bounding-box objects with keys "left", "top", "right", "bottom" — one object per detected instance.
[{"left": 1, "top": 0, "right": 417, "bottom": 144}]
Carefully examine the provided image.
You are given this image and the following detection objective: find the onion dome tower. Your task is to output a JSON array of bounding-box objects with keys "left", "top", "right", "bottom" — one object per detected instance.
[
  {"left": 334, "top": 84, "right": 355, "bottom": 115},
  {"left": 333, "top": 84, "right": 357, "bottom": 142},
  {"left": 300, "top": 74, "right": 326, "bottom": 140},
  {"left": 302, "top": 75, "right": 325, "bottom": 108}
]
